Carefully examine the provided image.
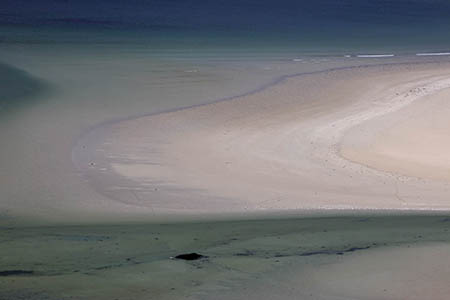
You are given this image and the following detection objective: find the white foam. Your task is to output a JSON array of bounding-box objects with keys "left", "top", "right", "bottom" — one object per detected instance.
[
  {"left": 416, "top": 52, "right": 450, "bottom": 56},
  {"left": 356, "top": 54, "right": 395, "bottom": 58},
  {"left": 292, "top": 58, "right": 303, "bottom": 62}
]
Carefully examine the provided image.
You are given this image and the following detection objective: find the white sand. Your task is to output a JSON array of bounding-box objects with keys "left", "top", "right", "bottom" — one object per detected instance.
[{"left": 73, "top": 62, "right": 450, "bottom": 214}]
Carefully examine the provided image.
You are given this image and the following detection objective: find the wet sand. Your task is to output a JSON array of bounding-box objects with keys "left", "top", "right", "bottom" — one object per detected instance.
[{"left": 1, "top": 215, "right": 450, "bottom": 300}]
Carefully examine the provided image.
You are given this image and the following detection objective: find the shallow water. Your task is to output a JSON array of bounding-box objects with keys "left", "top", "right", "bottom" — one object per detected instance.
[{"left": 1, "top": 215, "right": 449, "bottom": 299}]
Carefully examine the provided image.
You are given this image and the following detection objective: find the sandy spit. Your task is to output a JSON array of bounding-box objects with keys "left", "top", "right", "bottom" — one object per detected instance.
[{"left": 73, "top": 62, "right": 450, "bottom": 216}]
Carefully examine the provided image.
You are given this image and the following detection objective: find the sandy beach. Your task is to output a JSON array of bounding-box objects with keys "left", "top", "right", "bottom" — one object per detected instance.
[{"left": 73, "top": 62, "right": 450, "bottom": 215}]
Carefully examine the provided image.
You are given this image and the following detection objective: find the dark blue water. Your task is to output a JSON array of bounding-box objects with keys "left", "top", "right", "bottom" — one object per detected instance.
[{"left": 2, "top": 0, "right": 450, "bottom": 53}]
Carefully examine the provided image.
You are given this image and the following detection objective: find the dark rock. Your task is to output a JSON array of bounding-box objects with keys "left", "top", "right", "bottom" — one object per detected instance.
[{"left": 175, "top": 253, "right": 207, "bottom": 261}]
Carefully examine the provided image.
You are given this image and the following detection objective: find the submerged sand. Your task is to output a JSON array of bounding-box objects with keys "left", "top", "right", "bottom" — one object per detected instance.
[{"left": 74, "top": 62, "right": 450, "bottom": 214}]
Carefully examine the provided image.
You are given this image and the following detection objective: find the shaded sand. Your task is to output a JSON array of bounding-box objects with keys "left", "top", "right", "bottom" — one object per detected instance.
[{"left": 74, "top": 62, "right": 450, "bottom": 214}]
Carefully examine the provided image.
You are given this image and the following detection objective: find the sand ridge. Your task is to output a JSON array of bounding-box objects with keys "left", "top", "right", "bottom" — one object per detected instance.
[{"left": 73, "top": 62, "right": 450, "bottom": 214}]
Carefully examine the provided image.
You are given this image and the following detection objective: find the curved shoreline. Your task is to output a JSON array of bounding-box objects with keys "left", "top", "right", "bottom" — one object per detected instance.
[
  {"left": 73, "top": 61, "right": 450, "bottom": 217},
  {"left": 71, "top": 59, "right": 450, "bottom": 150}
]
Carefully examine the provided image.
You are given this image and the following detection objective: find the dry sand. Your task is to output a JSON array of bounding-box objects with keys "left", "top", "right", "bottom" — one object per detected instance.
[
  {"left": 341, "top": 87, "right": 450, "bottom": 182},
  {"left": 73, "top": 62, "right": 450, "bottom": 214}
]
